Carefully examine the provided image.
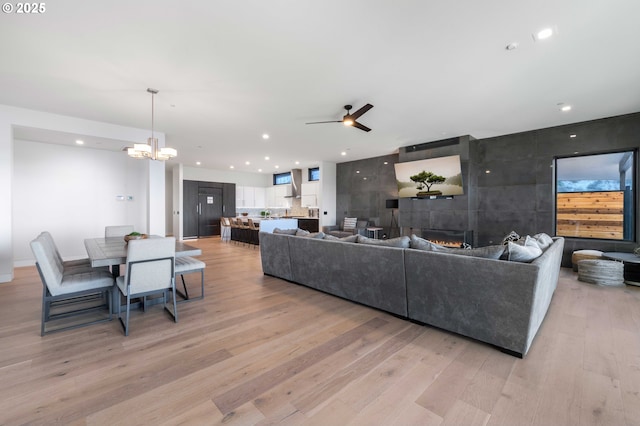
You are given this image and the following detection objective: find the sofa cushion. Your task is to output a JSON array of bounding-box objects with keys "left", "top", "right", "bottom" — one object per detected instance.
[
  {"left": 506, "top": 237, "right": 542, "bottom": 262},
  {"left": 357, "top": 235, "right": 410, "bottom": 248},
  {"left": 273, "top": 228, "right": 298, "bottom": 235}
]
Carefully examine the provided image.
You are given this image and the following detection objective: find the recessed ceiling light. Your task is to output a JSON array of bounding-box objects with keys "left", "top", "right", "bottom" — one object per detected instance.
[
  {"left": 363, "top": 177, "right": 367, "bottom": 180},
  {"left": 570, "top": 134, "right": 577, "bottom": 138},
  {"left": 262, "top": 134, "right": 269, "bottom": 140},
  {"left": 258, "top": 168, "right": 262, "bottom": 172},
  {"left": 356, "top": 170, "right": 360, "bottom": 174},
  {"left": 196, "top": 161, "right": 201, "bottom": 165},
  {"left": 265, "top": 156, "right": 270, "bottom": 161},
  {"left": 245, "top": 161, "right": 250, "bottom": 165},
  {"left": 295, "top": 161, "right": 300, "bottom": 165},
  {"left": 561, "top": 105, "right": 572, "bottom": 112},
  {"left": 230, "top": 165, "right": 234, "bottom": 169},
  {"left": 75, "top": 140, "right": 84, "bottom": 145},
  {"left": 341, "top": 152, "right": 346, "bottom": 156},
  {"left": 485, "top": 170, "right": 491, "bottom": 174},
  {"left": 383, "top": 161, "right": 388, "bottom": 165},
  {"left": 533, "top": 27, "right": 554, "bottom": 41},
  {"left": 275, "top": 165, "right": 279, "bottom": 169}
]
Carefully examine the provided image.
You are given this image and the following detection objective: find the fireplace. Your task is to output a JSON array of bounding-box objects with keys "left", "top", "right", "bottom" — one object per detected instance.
[{"left": 420, "top": 229, "right": 473, "bottom": 248}]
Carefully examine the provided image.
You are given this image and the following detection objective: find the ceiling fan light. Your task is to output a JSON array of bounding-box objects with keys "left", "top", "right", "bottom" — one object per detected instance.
[{"left": 343, "top": 118, "right": 354, "bottom": 126}]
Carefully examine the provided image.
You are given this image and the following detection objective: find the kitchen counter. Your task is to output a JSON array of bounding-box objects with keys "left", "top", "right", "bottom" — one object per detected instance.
[{"left": 258, "top": 218, "right": 298, "bottom": 233}]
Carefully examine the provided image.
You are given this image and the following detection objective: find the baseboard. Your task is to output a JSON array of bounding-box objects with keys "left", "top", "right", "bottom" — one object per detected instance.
[{"left": 0, "top": 273, "right": 14, "bottom": 283}]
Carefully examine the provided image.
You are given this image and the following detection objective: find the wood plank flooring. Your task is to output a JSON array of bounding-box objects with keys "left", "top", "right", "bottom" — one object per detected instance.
[{"left": 1, "top": 237, "right": 640, "bottom": 425}]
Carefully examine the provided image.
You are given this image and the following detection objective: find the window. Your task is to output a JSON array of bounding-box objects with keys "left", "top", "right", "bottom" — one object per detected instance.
[
  {"left": 273, "top": 172, "right": 291, "bottom": 185},
  {"left": 555, "top": 150, "right": 635, "bottom": 240},
  {"left": 308, "top": 167, "right": 320, "bottom": 181}
]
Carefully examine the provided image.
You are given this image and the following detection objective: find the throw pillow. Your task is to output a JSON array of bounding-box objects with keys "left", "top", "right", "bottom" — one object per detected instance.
[
  {"left": 506, "top": 237, "right": 542, "bottom": 262},
  {"left": 343, "top": 217, "right": 358, "bottom": 230},
  {"left": 295, "top": 228, "right": 310, "bottom": 236},
  {"left": 532, "top": 232, "right": 554, "bottom": 250},
  {"left": 447, "top": 245, "right": 505, "bottom": 259},
  {"left": 302, "top": 231, "right": 325, "bottom": 239},
  {"left": 409, "top": 234, "right": 447, "bottom": 251},
  {"left": 273, "top": 228, "right": 298, "bottom": 235},
  {"left": 357, "top": 235, "right": 410, "bottom": 248},
  {"left": 340, "top": 235, "right": 359, "bottom": 243},
  {"left": 323, "top": 234, "right": 341, "bottom": 241},
  {"left": 502, "top": 230, "right": 521, "bottom": 245}
]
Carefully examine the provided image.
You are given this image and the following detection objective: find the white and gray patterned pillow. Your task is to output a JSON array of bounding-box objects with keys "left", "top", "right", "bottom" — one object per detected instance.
[{"left": 295, "top": 228, "right": 310, "bottom": 236}]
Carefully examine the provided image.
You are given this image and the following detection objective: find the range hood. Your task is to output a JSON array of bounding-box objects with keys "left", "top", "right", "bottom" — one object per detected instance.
[{"left": 285, "top": 168, "right": 302, "bottom": 198}]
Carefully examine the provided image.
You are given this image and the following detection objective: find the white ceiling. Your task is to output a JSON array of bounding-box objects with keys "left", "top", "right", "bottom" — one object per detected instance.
[{"left": 2, "top": 0, "right": 640, "bottom": 174}]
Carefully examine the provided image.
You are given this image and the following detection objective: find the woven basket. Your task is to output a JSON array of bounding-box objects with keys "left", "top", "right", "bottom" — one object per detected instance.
[
  {"left": 571, "top": 250, "right": 603, "bottom": 272},
  {"left": 577, "top": 259, "right": 624, "bottom": 286}
]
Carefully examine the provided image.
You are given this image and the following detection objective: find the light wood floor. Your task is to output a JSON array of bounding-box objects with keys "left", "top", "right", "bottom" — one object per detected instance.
[{"left": 2, "top": 238, "right": 640, "bottom": 425}]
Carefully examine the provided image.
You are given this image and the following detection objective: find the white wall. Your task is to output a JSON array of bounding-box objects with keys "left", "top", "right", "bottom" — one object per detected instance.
[
  {"left": 0, "top": 104, "right": 166, "bottom": 280},
  {"left": 184, "top": 166, "right": 271, "bottom": 187},
  {"left": 12, "top": 140, "right": 148, "bottom": 265},
  {"left": 319, "top": 161, "right": 337, "bottom": 228}
]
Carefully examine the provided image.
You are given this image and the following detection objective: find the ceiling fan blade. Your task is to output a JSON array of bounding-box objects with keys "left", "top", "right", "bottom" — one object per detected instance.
[
  {"left": 349, "top": 103, "right": 373, "bottom": 120},
  {"left": 352, "top": 121, "right": 372, "bottom": 132},
  {"left": 305, "top": 120, "right": 342, "bottom": 125}
]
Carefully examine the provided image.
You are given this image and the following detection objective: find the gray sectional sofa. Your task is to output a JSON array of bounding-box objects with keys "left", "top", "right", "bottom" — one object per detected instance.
[{"left": 259, "top": 231, "right": 564, "bottom": 357}]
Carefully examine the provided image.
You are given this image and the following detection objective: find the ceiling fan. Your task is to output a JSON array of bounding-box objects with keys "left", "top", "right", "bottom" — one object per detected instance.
[{"left": 306, "top": 104, "right": 374, "bottom": 132}]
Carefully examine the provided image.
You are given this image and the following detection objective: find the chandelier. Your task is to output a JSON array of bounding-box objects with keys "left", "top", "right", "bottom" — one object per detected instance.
[{"left": 128, "top": 88, "right": 177, "bottom": 161}]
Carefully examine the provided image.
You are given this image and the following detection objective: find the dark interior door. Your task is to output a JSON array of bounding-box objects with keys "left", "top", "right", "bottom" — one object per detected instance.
[{"left": 198, "top": 188, "right": 223, "bottom": 237}]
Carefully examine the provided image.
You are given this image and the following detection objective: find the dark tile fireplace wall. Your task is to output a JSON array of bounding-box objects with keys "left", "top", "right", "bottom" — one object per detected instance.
[{"left": 335, "top": 112, "right": 640, "bottom": 266}]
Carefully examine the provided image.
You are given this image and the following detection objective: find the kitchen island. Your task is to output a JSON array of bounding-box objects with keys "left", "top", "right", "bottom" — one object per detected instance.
[{"left": 258, "top": 218, "right": 298, "bottom": 233}]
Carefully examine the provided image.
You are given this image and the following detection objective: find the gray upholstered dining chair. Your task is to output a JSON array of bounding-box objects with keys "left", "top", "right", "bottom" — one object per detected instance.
[
  {"left": 30, "top": 233, "right": 115, "bottom": 335},
  {"left": 115, "top": 237, "right": 177, "bottom": 336},
  {"left": 105, "top": 225, "right": 135, "bottom": 238},
  {"left": 220, "top": 217, "right": 231, "bottom": 242}
]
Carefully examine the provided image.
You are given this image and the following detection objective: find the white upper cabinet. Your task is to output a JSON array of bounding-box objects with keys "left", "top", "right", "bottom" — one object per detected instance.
[
  {"left": 301, "top": 182, "right": 319, "bottom": 207},
  {"left": 236, "top": 186, "right": 267, "bottom": 208}
]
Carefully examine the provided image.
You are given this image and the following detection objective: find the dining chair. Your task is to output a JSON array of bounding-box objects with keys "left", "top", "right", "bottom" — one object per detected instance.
[
  {"left": 40, "top": 231, "right": 107, "bottom": 273},
  {"left": 175, "top": 256, "right": 206, "bottom": 302},
  {"left": 115, "top": 237, "right": 177, "bottom": 336},
  {"left": 220, "top": 217, "right": 231, "bottom": 242},
  {"left": 105, "top": 225, "right": 135, "bottom": 238},
  {"left": 31, "top": 234, "right": 115, "bottom": 335}
]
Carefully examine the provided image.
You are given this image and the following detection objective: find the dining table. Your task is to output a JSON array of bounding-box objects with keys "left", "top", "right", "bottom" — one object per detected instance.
[{"left": 84, "top": 236, "right": 202, "bottom": 277}]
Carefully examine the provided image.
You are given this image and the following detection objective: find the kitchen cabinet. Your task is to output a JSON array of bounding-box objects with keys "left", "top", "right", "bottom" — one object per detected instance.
[
  {"left": 236, "top": 186, "right": 267, "bottom": 208},
  {"left": 297, "top": 218, "right": 319, "bottom": 233},
  {"left": 301, "top": 182, "right": 319, "bottom": 207}
]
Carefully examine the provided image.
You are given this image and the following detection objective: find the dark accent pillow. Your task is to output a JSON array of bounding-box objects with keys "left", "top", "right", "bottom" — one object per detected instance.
[
  {"left": 357, "top": 235, "right": 410, "bottom": 248},
  {"left": 273, "top": 228, "right": 297, "bottom": 235},
  {"left": 502, "top": 230, "right": 521, "bottom": 245},
  {"left": 340, "top": 235, "right": 359, "bottom": 243}
]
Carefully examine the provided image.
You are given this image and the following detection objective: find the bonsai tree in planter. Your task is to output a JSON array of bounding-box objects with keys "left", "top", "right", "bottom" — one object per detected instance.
[{"left": 410, "top": 170, "right": 446, "bottom": 196}]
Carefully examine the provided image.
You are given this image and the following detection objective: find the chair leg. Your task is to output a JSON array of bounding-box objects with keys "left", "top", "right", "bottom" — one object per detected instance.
[
  {"left": 41, "top": 287, "right": 48, "bottom": 336},
  {"left": 181, "top": 274, "right": 189, "bottom": 300},
  {"left": 172, "top": 282, "right": 178, "bottom": 323},
  {"left": 125, "top": 294, "right": 131, "bottom": 336}
]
